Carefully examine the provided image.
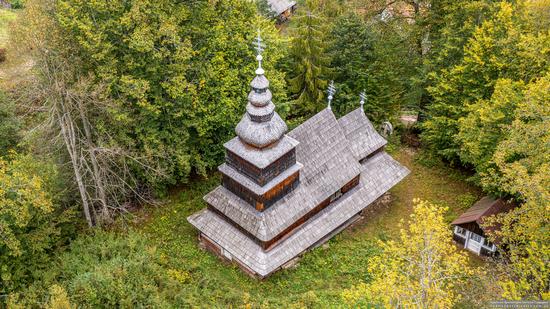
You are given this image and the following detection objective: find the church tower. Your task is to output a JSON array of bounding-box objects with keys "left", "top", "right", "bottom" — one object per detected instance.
[{"left": 220, "top": 34, "right": 302, "bottom": 211}]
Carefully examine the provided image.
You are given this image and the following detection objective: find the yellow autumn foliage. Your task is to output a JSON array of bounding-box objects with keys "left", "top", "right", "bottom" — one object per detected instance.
[{"left": 343, "top": 199, "right": 477, "bottom": 308}]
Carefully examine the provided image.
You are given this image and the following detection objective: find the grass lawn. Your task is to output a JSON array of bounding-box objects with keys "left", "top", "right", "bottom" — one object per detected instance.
[
  {"left": 123, "top": 146, "right": 487, "bottom": 306},
  {"left": 0, "top": 9, "right": 17, "bottom": 46},
  {"left": 0, "top": 8, "right": 34, "bottom": 90}
]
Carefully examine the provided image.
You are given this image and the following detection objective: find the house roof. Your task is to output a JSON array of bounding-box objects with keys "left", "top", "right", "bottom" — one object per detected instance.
[
  {"left": 188, "top": 151, "right": 409, "bottom": 277},
  {"left": 268, "top": 0, "right": 296, "bottom": 15},
  {"left": 451, "top": 196, "right": 516, "bottom": 226},
  {"left": 203, "top": 108, "right": 363, "bottom": 241},
  {"left": 338, "top": 108, "right": 387, "bottom": 160}
]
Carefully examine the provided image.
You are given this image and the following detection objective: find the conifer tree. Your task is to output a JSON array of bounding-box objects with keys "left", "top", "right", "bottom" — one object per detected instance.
[{"left": 287, "top": 0, "right": 332, "bottom": 118}]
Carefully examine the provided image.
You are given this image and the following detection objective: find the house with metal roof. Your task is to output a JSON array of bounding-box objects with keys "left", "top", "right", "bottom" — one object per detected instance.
[
  {"left": 187, "top": 35, "right": 409, "bottom": 278},
  {"left": 267, "top": 0, "right": 296, "bottom": 23},
  {"left": 452, "top": 196, "right": 516, "bottom": 257}
]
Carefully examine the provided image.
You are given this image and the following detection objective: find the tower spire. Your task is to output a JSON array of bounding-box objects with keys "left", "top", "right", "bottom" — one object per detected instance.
[
  {"left": 254, "top": 30, "right": 266, "bottom": 76},
  {"left": 359, "top": 90, "right": 366, "bottom": 113},
  {"left": 327, "top": 80, "right": 336, "bottom": 110},
  {"left": 235, "top": 30, "right": 287, "bottom": 149}
]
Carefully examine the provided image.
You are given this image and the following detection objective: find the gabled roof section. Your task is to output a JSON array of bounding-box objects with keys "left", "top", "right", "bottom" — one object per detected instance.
[
  {"left": 452, "top": 196, "right": 516, "bottom": 226},
  {"left": 338, "top": 108, "right": 387, "bottom": 160},
  {"left": 268, "top": 0, "right": 296, "bottom": 15},
  {"left": 203, "top": 108, "right": 362, "bottom": 241}
]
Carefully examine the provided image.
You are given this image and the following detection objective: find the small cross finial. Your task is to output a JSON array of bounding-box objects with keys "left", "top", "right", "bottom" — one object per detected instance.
[
  {"left": 254, "top": 30, "right": 266, "bottom": 75},
  {"left": 359, "top": 90, "right": 366, "bottom": 109},
  {"left": 327, "top": 80, "right": 336, "bottom": 109}
]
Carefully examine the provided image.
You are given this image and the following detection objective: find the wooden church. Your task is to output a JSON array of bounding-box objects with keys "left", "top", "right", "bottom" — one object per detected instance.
[{"left": 188, "top": 36, "right": 409, "bottom": 278}]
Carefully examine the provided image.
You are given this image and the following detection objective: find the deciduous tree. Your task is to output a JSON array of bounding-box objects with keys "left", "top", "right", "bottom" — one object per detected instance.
[
  {"left": 485, "top": 73, "right": 550, "bottom": 300},
  {"left": 343, "top": 199, "right": 476, "bottom": 308},
  {"left": 0, "top": 153, "right": 73, "bottom": 293}
]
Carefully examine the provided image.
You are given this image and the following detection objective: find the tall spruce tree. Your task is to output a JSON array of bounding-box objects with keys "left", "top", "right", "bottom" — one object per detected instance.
[
  {"left": 328, "top": 12, "right": 414, "bottom": 122},
  {"left": 286, "top": 0, "right": 332, "bottom": 118}
]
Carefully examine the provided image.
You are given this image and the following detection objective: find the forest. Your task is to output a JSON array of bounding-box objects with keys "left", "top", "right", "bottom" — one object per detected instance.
[{"left": 0, "top": 0, "right": 548, "bottom": 307}]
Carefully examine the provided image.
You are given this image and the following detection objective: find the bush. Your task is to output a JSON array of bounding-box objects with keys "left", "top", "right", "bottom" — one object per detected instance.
[
  {"left": 0, "top": 92, "right": 20, "bottom": 155},
  {"left": 0, "top": 153, "right": 75, "bottom": 295},
  {"left": 11, "top": 231, "right": 189, "bottom": 308},
  {"left": 8, "top": 0, "right": 24, "bottom": 9}
]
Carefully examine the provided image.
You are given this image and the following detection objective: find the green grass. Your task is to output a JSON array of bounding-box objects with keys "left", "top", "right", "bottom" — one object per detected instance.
[
  {"left": 132, "top": 175, "right": 379, "bottom": 307},
  {"left": 0, "top": 8, "right": 31, "bottom": 91},
  {"left": 355, "top": 147, "right": 483, "bottom": 241},
  {"left": 16, "top": 146, "right": 491, "bottom": 307},
  {"left": 0, "top": 9, "right": 17, "bottom": 47}
]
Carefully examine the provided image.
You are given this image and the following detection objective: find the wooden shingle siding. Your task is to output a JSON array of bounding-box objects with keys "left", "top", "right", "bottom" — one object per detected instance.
[
  {"left": 189, "top": 152, "right": 410, "bottom": 277},
  {"left": 209, "top": 173, "right": 360, "bottom": 250},
  {"left": 342, "top": 175, "right": 360, "bottom": 193},
  {"left": 226, "top": 149, "right": 296, "bottom": 186},
  {"left": 199, "top": 234, "right": 222, "bottom": 256},
  {"left": 222, "top": 171, "right": 300, "bottom": 211}
]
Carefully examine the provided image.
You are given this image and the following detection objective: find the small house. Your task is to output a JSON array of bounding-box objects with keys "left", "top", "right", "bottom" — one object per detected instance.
[
  {"left": 267, "top": 0, "right": 297, "bottom": 23},
  {"left": 451, "top": 196, "right": 515, "bottom": 257}
]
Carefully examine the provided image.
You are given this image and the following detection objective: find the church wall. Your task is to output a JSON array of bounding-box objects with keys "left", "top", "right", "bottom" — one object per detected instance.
[
  {"left": 221, "top": 171, "right": 300, "bottom": 211},
  {"left": 226, "top": 148, "right": 297, "bottom": 186},
  {"left": 212, "top": 174, "right": 361, "bottom": 250}
]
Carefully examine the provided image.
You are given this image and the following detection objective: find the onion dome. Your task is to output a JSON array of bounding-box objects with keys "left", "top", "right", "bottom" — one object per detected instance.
[{"left": 236, "top": 38, "right": 287, "bottom": 149}]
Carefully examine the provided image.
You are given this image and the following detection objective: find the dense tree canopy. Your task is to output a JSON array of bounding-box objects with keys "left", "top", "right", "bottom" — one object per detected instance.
[
  {"left": 0, "top": 153, "right": 74, "bottom": 294},
  {"left": 328, "top": 12, "right": 415, "bottom": 121},
  {"left": 423, "top": 1, "right": 549, "bottom": 163},
  {"left": 485, "top": 73, "right": 550, "bottom": 299},
  {"left": 55, "top": 0, "right": 287, "bottom": 183},
  {"left": 0, "top": 92, "right": 19, "bottom": 155}
]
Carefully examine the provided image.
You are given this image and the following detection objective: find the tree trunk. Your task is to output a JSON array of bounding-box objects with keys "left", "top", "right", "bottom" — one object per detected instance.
[
  {"left": 77, "top": 100, "right": 110, "bottom": 222},
  {"left": 56, "top": 104, "right": 94, "bottom": 227}
]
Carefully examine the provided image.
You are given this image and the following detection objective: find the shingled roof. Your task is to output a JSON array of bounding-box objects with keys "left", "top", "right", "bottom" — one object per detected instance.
[
  {"left": 338, "top": 107, "right": 387, "bottom": 160},
  {"left": 187, "top": 37, "right": 409, "bottom": 278},
  {"left": 203, "top": 108, "right": 362, "bottom": 241},
  {"left": 268, "top": 0, "right": 296, "bottom": 15},
  {"left": 452, "top": 196, "right": 516, "bottom": 226},
  {"left": 189, "top": 107, "right": 409, "bottom": 276},
  {"left": 189, "top": 151, "right": 408, "bottom": 277}
]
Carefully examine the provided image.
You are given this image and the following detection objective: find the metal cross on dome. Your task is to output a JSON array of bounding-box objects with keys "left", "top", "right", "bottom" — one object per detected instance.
[
  {"left": 254, "top": 30, "right": 266, "bottom": 75},
  {"left": 327, "top": 80, "right": 336, "bottom": 110},
  {"left": 359, "top": 90, "right": 367, "bottom": 108}
]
